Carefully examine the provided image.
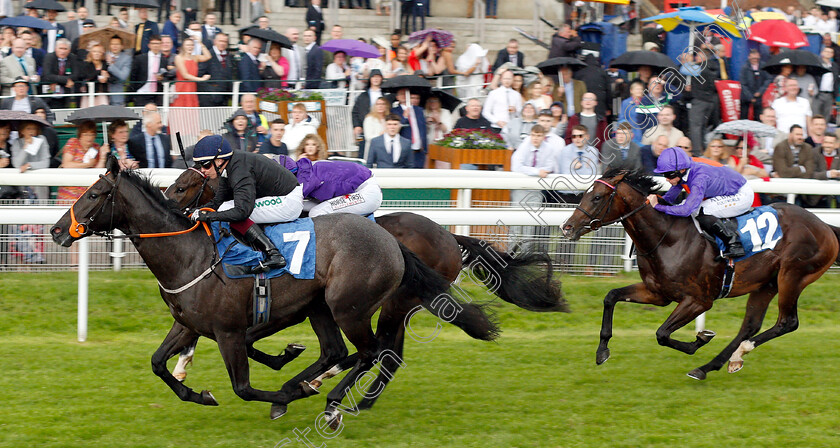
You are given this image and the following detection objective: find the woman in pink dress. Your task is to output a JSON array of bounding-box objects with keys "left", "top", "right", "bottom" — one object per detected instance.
[{"left": 171, "top": 36, "right": 211, "bottom": 108}]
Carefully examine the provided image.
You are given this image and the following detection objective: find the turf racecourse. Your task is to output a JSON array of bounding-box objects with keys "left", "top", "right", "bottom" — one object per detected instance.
[{"left": 3, "top": 271, "right": 840, "bottom": 448}]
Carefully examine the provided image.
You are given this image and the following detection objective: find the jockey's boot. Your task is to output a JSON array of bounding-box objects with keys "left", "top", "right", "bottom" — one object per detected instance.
[
  {"left": 243, "top": 225, "right": 287, "bottom": 271},
  {"left": 697, "top": 214, "right": 746, "bottom": 259}
]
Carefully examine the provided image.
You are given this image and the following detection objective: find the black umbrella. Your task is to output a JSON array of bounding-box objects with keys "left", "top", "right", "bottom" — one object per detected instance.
[
  {"left": 0, "top": 16, "right": 55, "bottom": 30},
  {"left": 23, "top": 0, "right": 66, "bottom": 11},
  {"left": 763, "top": 50, "right": 829, "bottom": 77},
  {"left": 381, "top": 74, "right": 432, "bottom": 94},
  {"left": 0, "top": 110, "right": 51, "bottom": 127},
  {"left": 66, "top": 105, "right": 140, "bottom": 124},
  {"left": 426, "top": 88, "right": 462, "bottom": 112},
  {"left": 536, "top": 57, "right": 587, "bottom": 74},
  {"left": 107, "top": 0, "right": 158, "bottom": 8},
  {"left": 610, "top": 51, "right": 677, "bottom": 72},
  {"left": 242, "top": 27, "right": 292, "bottom": 49}
]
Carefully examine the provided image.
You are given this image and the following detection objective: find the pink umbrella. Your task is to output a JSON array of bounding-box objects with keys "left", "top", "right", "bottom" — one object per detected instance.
[{"left": 748, "top": 20, "right": 809, "bottom": 49}]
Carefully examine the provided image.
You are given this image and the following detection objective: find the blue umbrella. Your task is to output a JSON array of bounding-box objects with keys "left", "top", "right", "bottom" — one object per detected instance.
[
  {"left": 643, "top": 7, "right": 743, "bottom": 39},
  {"left": 320, "top": 39, "right": 380, "bottom": 58},
  {"left": 0, "top": 15, "right": 55, "bottom": 30}
]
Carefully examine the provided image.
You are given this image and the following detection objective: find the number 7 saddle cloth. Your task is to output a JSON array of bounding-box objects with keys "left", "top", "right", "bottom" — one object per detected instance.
[
  {"left": 210, "top": 220, "right": 317, "bottom": 280},
  {"left": 710, "top": 206, "right": 783, "bottom": 263}
]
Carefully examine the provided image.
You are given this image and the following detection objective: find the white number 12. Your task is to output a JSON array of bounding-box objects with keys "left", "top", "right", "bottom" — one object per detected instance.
[
  {"left": 739, "top": 212, "right": 780, "bottom": 252},
  {"left": 282, "top": 231, "right": 310, "bottom": 275}
]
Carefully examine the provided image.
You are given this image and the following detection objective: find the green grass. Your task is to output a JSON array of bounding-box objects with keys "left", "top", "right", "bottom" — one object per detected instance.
[{"left": 3, "top": 270, "right": 840, "bottom": 447}]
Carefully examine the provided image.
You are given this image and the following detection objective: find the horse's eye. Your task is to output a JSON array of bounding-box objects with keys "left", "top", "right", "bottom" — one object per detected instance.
[
  {"left": 593, "top": 195, "right": 601, "bottom": 201},
  {"left": 176, "top": 187, "right": 185, "bottom": 193},
  {"left": 89, "top": 193, "right": 98, "bottom": 200}
]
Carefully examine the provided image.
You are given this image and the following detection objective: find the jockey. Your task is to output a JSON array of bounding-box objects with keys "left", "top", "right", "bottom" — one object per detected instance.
[
  {"left": 275, "top": 155, "right": 382, "bottom": 218},
  {"left": 647, "top": 146, "right": 752, "bottom": 259},
  {"left": 190, "top": 135, "right": 304, "bottom": 271}
]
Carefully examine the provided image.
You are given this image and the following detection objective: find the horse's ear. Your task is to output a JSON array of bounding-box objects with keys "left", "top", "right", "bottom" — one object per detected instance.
[
  {"left": 105, "top": 154, "right": 121, "bottom": 174},
  {"left": 611, "top": 170, "right": 630, "bottom": 183}
]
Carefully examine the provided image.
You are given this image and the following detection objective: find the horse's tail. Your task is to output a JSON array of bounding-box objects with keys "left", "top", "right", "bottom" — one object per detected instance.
[
  {"left": 453, "top": 234, "right": 570, "bottom": 313},
  {"left": 830, "top": 225, "right": 840, "bottom": 264},
  {"left": 398, "top": 242, "right": 500, "bottom": 341}
]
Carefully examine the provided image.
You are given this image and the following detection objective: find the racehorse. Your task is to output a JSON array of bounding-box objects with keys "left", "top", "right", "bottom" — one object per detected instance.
[
  {"left": 164, "top": 166, "right": 568, "bottom": 409},
  {"left": 50, "top": 157, "right": 500, "bottom": 423},
  {"left": 562, "top": 168, "right": 840, "bottom": 380}
]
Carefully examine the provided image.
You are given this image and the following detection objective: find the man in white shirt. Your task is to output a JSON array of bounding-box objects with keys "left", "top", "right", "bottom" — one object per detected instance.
[
  {"left": 282, "top": 102, "right": 319, "bottom": 151},
  {"left": 555, "top": 124, "right": 600, "bottom": 189},
  {"left": 482, "top": 70, "right": 522, "bottom": 133},
  {"left": 772, "top": 78, "right": 812, "bottom": 135},
  {"left": 367, "top": 114, "right": 412, "bottom": 168},
  {"left": 129, "top": 35, "right": 163, "bottom": 106},
  {"left": 510, "top": 125, "right": 552, "bottom": 217}
]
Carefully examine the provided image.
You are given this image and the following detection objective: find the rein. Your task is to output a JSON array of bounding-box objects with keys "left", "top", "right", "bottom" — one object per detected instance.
[{"left": 574, "top": 178, "right": 650, "bottom": 231}]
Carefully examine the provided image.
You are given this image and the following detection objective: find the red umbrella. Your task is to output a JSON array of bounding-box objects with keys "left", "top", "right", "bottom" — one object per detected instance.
[{"left": 748, "top": 20, "right": 808, "bottom": 49}]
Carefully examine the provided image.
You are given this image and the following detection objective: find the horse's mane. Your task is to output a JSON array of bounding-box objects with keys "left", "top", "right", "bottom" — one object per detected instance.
[
  {"left": 601, "top": 166, "right": 660, "bottom": 196},
  {"left": 119, "top": 169, "right": 191, "bottom": 222}
]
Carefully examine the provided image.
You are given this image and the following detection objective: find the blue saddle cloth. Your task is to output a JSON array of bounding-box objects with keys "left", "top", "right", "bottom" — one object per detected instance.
[
  {"left": 715, "top": 206, "right": 783, "bottom": 262},
  {"left": 211, "top": 219, "right": 317, "bottom": 280}
]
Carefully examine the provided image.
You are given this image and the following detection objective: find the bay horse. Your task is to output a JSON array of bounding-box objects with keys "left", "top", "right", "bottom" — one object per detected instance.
[
  {"left": 562, "top": 168, "right": 840, "bottom": 380},
  {"left": 50, "top": 157, "right": 499, "bottom": 422},
  {"left": 164, "top": 166, "right": 568, "bottom": 409}
]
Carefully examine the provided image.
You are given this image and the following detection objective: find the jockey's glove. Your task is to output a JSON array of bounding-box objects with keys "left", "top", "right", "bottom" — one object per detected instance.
[{"left": 190, "top": 209, "right": 213, "bottom": 222}]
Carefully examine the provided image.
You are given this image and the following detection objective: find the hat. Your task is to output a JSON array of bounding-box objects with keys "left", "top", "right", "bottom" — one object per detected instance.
[
  {"left": 369, "top": 69, "right": 383, "bottom": 78},
  {"left": 643, "top": 42, "right": 659, "bottom": 52},
  {"left": 82, "top": 19, "right": 96, "bottom": 27},
  {"left": 550, "top": 101, "right": 565, "bottom": 110},
  {"left": 228, "top": 110, "right": 249, "bottom": 122},
  {"left": 12, "top": 76, "right": 28, "bottom": 85},
  {"left": 193, "top": 135, "right": 233, "bottom": 161},
  {"left": 654, "top": 147, "right": 692, "bottom": 174}
]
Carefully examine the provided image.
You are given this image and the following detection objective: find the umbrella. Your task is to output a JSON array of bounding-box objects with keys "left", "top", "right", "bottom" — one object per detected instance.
[
  {"left": 79, "top": 26, "right": 135, "bottom": 51},
  {"left": 66, "top": 105, "right": 140, "bottom": 124},
  {"left": 749, "top": 11, "right": 786, "bottom": 22},
  {"left": 713, "top": 120, "right": 778, "bottom": 138},
  {"left": 536, "top": 57, "right": 586, "bottom": 74},
  {"left": 426, "top": 88, "right": 462, "bottom": 112},
  {"left": 763, "top": 50, "right": 829, "bottom": 77},
  {"left": 407, "top": 29, "right": 454, "bottom": 48},
  {"left": 107, "top": 0, "right": 158, "bottom": 7},
  {"left": 0, "top": 110, "right": 51, "bottom": 127},
  {"left": 748, "top": 20, "right": 808, "bottom": 49},
  {"left": 242, "top": 27, "right": 292, "bottom": 49},
  {"left": 0, "top": 15, "right": 55, "bottom": 30},
  {"left": 817, "top": 0, "right": 840, "bottom": 8},
  {"left": 320, "top": 39, "right": 380, "bottom": 58},
  {"left": 381, "top": 74, "right": 432, "bottom": 94},
  {"left": 23, "top": 0, "right": 66, "bottom": 11},
  {"left": 609, "top": 51, "right": 677, "bottom": 72}
]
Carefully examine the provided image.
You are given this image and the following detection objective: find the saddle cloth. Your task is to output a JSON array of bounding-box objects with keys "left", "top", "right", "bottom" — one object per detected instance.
[
  {"left": 714, "top": 205, "right": 783, "bottom": 262},
  {"left": 210, "top": 219, "right": 317, "bottom": 280}
]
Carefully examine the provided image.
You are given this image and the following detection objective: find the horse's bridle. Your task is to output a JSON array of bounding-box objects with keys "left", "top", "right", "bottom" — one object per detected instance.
[
  {"left": 69, "top": 172, "right": 121, "bottom": 238},
  {"left": 574, "top": 176, "right": 650, "bottom": 231},
  {"left": 184, "top": 167, "right": 212, "bottom": 211}
]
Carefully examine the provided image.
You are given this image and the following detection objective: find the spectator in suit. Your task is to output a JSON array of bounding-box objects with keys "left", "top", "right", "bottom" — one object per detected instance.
[
  {"left": 511, "top": 125, "right": 555, "bottom": 179},
  {"left": 106, "top": 35, "right": 132, "bottom": 106},
  {"left": 224, "top": 111, "right": 259, "bottom": 153},
  {"left": 772, "top": 125, "right": 816, "bottom": 179},
  {"left": 18, "top": 31, "right": 45, "bottom": 74},
  {"left": 602, "top": 121, "right": 642, "bottom": 172},
  {"left": 41, "top": 8, "right": 65, "bottom": 53},
  {"left": 548, "top": 24, "right": 581, "bottom": 59},
  {"left": 367, "top": 114, "right": 413, "bottom": 168},
  {"left": 740, "top": 49, "right": 772, "bottom": 120},
  {"left": 558, "top": 63, "right": 586, "bottom": 117},
  {"left": 130, "top": 103, "right": 170, "bottom": 138},
  {"left": 162, "top": 11, "right": 182, "bottom": 50},
  {"left": 41, "top": 38, "right": 76, "bottom": 109},
  {"left": 814, "top": 132, "right": 840, "bottom": 180},
  {"left": 62, "top": 7, "right": 86, "bottom": 45},
  {"left": 201, "top": 13, "right": 222, "bottom": 47},
  {"left": 0, "top": 39, "right": 37, "bottom": 96},
  {"left": 238, "top": 37, "right": 264, "bottom": 92},
  {"left": 129, "top": 35, "right": 164, "bottom": 106},
  {"left": 491, "top": 39, "right": 525, "bottom": 72},
  {"left": 640, "top": 134, "right": 670, "bottom": 174},
  {"left": 134, "top": 8, "right": 160, "bottom": 54},
  {"left": 302, "top": 29, "right": 322, "bottom": 89},
  {"left": 306, "top": 0, "right": 325, "bottom": 45},
  {"left": 1, "top": 78, "right": 51, "bottom": 118},
  {"left": 391, "top": 87, "right": 427, "bottom": 168},
  {"left": 282, "top": 102, "right": 320, "bottom": 150},
  {"left": 259, "top": 119, "right": 289, "bottom": 155},
  {"left": 198, "top": 32, "right": 234, "bottom": 107},
  {"left": 128, "top": 111, "right": 173, "bottom": 168}
]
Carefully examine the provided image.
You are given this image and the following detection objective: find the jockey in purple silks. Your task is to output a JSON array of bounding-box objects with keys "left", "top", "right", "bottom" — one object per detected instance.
[
  {"left": 274, "top": 155, "right": 383, "bottom": 218},
  {"left": 646, "top": 147, "right": 753, "bottom": 259}
]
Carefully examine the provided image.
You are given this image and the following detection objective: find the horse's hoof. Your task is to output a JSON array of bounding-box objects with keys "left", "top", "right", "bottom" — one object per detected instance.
[
  {"left": 686, "top": 368, "right": 706, "bottom": 380},
  {"left": 595, "top": 348, "right": 610, "bottom": 365},
  {"left": 728, "top": 360, "right": 743, "bottom": 373},
  {"left": 270, "top": 403, "right": 287, "bottom": 420},
  {"left": 697, "top": 330, "right": 716, "bottom": 343},
  {"left": 326, "top": 410, "right": 343, "bottom": 430},
  {"left": 300, "top": 381, "right": 320, "bottom": 396},
  {"left": 200, "top": 390, "right": 218, "bottom": 406},
  {"left": 173, "top": 371, "right": 187, "bottom": 382},
  {"left": 285, "top": 343, "right": 306, "bottom": 358}
]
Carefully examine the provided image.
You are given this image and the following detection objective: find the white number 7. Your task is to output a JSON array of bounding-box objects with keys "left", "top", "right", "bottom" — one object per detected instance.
[{"left": 282, "top": 231, "right": 310, "bottom": 275}]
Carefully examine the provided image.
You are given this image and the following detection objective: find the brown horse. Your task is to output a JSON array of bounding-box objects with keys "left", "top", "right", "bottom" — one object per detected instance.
[
  {"left": 164, "top": 166, "right": 568, "bottom": 409},
  {"left": 562, "top": 168, "right": 840, "bottom": 380}
]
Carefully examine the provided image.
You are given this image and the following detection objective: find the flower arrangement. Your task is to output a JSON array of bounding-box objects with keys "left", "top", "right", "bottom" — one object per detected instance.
[
  {"left": 436, "top": 128, "right": 507, "bottom": 150},
  {"left": 256, "top": 87, "right": 324, "bottom": 102}
]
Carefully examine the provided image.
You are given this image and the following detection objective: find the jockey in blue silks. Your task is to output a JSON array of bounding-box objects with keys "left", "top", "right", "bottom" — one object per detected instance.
[
  {"left": 647, "top": 147, "right": 753, "bottom": 259},
  {"left": 274, "top": 155, "right": 383, "bottom": 218}
]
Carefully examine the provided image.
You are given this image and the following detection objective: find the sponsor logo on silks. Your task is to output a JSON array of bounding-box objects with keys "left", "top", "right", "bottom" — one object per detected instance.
[
  {"left": 255, "top": 197, "right": 283, "bottom": 208},
  {"left": 329, "top": 193, "right": 365, "bottom": 210}
]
